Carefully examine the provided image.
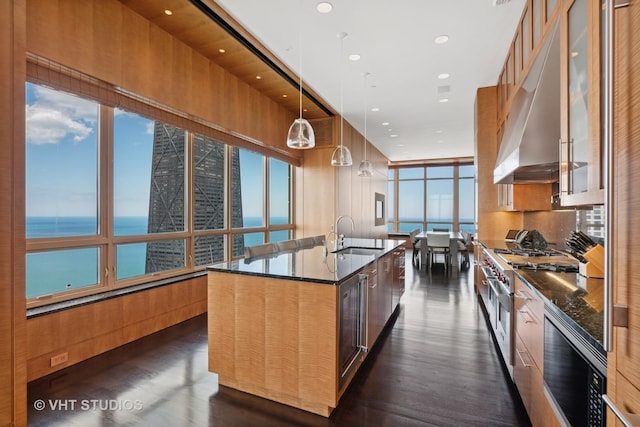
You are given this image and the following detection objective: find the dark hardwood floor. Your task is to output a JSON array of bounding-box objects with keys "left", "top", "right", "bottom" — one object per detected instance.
[{"left": 27, "top": 253, "right": 531, "bottom": 426}]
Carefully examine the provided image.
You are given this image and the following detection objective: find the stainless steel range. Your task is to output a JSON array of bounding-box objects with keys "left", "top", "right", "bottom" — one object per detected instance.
[{"left": 479, "top": 248, "right": 515, "bottom": 378}]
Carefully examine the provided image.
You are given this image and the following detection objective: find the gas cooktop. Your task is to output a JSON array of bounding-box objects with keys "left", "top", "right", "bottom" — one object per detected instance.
[
  {"left": 508, "top": 261, "right": 579, "bottom": 273},
  {"left": 493, "top": 247, "right": 564, "bottom": 257},
  {"left": 492, "top": 247, "right": 579, "bottom": 273}
]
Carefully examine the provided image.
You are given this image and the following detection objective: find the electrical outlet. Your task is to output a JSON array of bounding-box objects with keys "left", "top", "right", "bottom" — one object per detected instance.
[{"left": 50, "top": 352, "right": 68, "bottom": 367}]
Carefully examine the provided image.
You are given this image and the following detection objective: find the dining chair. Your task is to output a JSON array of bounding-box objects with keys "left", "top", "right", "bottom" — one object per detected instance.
[
  {"left": 457, "top": 230, "right": 472, "bottom": 270},
  {"left": 426, "top": 232, "right": 451, "bottom": 272},
  {"left": 409, "top": 228, "right": 422, "bottom": 268}
]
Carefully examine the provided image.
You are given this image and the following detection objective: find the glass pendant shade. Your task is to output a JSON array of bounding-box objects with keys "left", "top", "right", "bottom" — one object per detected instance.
[
  {"left": 330, "top": 145, "right": 353, "bottom": 166},
  {"left": 357, "top": 159, "right": 373, "bottom": 177},
  {"left": 287, "top": 118, "right": 315, "bottom": 149}
]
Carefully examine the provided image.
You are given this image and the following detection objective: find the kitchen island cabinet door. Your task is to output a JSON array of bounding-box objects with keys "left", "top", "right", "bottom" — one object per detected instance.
[
  {"left": 610, "top": 0, "right": 640, "bottom": 423},
  {"left": 365, "top": 263, "right": 384, "bottom": 348}
]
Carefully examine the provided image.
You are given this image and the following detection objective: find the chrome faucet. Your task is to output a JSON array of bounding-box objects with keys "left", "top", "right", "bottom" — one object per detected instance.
[{"left": 334, "top": 215, "right": 355, "bottom": 251}]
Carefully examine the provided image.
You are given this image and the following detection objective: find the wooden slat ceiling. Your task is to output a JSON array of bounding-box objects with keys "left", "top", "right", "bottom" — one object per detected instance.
[{"left": 118, "top": 0, "right": 333, "bottom": 120}]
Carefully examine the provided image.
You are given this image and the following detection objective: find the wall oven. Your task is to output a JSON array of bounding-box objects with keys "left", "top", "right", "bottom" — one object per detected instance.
[
  {"left": 544, "top": 306, "right": 607, "bottom": 427},
  {"left": 338, "top": 273, "right": 367, "bottom": 387}
]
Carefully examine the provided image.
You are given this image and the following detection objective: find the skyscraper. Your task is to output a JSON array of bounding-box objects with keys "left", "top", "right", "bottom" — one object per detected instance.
[{"left": 145, "top": 122, "right": 243, "bottom": 272}]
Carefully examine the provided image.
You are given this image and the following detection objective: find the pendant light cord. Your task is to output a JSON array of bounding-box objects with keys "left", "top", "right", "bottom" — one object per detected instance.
[
  {"left": 298, "top": 7, "right": 303, "bottom": 121},
  {"left": 339, "top": 33, "right": 345, "bottom": 150},
  {"left": 363, "top": 72, "right": 368, "bottom": 159}
]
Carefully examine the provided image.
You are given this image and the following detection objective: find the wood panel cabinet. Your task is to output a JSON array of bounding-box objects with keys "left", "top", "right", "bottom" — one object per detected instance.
[
  {"left": 559, "top": 0, "right": 606, "bottom": 206},
  {"left": 367, "top": 247, "right": 405, "bottom": 349},
  {"left": 498, "top": 183, "right": 552, "bottom": 211},
  {"left": 513, "top": 276, "right": 561, "bottom": 427},
  {"left": 609, "top": 0, "right": 640, "bottom": 424}
]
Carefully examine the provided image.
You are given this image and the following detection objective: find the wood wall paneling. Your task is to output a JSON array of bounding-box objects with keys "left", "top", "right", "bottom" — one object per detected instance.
[
  {"left": 26, "top": 0, "right": 302, "bottom": 164},
  {"left": 1, "top": 0, "right": 27, "bottom": 425},
  {"left": 26, "top": 277, "right": 207, "bottom": 381}
]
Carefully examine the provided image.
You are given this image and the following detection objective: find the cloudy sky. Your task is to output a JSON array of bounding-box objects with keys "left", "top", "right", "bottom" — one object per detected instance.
[{"left": 25, "top": 83, "right": 281, "bottom": 222}]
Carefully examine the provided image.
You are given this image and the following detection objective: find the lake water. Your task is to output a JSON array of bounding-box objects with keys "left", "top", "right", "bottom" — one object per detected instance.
[{"left": 26, "top": 216, "right": 269, "bottom": 298}]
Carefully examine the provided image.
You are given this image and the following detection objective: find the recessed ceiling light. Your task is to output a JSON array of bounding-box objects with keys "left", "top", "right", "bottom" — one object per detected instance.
[
  {"left": 439, "top": 98, "right": 449, "bottom": 103},
  {"left": 256, "top": 75, "right": 262, "bottom": 80},
  {"left": 164, "top": 9, "right": 173, "bottom": 16},
  {"left": 371, "top": 107, "right": 380, "bottom": 112},
  {"left": 382, "top": 122, "right": 390, "bottom": 126},
  {"left": 390, "top": 134, "right": 398, "bottom": 138},
  {"left": 218, "top": 48, "right": 226, "bottom": 54},
  {"left": 437, "top": 73, "right": 450, "bottom": 79},
  {"left": 571, "top": 51, "right": 579, "bottom": 57},
  {"left": 396, "top": 143, "right": 404, "bottom": 147},
  {"left": 434, "top": 35, "right": 449, "bottom": 44},
  {"left": 317, "top": 2, "right": 333, "bottom": 13},
  {"left": 349, "top": 54, "right": 361, "bottom": 61},
  {"left": 435, "top": 130, "right": 443, "bottom": 134},
  {"left": 282, "top": 94, "right": 288, "bottom": 98}
]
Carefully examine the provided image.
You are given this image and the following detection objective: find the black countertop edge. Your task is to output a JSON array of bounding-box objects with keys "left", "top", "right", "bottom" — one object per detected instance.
[
  {"left": 27, "top": 271, "right": 207, "bottom": 319},
  {"left": 205, "top": 266, "right": 340, "bottom": 285}
]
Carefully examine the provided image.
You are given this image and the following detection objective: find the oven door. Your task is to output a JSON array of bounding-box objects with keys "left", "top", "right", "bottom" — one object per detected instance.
[
  {"left": 488, "top": 278, "right": 513, "bottom": 368},
  {"left": 485, "top": 276, "right": 498, "bottom": 329}
]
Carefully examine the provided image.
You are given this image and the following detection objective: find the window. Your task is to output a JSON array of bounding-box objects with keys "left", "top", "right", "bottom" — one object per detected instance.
[
  {"left": 26, "top": 84, "right": 99, "bottom": 238},
  {"left": 388, "top": 163, "right": 475, "bottom": 234},
  {"left": 25, "top": 82, "right": 294, "bottom": 306}
]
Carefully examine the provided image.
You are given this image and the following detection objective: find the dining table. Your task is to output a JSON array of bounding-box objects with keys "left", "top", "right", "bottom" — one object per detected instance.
[{"left": 415, "top": 231, "right": 464, "bottom": 273}]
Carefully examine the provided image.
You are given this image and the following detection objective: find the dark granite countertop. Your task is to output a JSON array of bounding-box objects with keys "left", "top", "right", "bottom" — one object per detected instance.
[
  {"left": 206, "top": 238, "right": 404, "bottom": 284},
  {"left": 514, "top": 270, "right": 604, "bottom": 348},
  {"left": 478, "top": 240, "right": 605, "bottom": 352}
]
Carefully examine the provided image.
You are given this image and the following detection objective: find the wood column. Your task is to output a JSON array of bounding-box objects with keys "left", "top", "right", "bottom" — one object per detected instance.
[{"left": 0, "top": 0, "right": 27, "bottom": 425}]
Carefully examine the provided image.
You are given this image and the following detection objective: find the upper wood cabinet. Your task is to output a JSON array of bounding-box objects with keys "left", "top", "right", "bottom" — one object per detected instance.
[
  {"left": 559, "top": 0, "right": 605, "bottom": 206},
  {"left": 497, "top": 0, "right": 562, "bottom": 125},
  {"left": 498, "top": 183, "right": 552, "bottom": 211}
]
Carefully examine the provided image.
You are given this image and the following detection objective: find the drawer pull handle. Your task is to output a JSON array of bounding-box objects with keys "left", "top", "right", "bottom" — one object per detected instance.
[
  {"left": 518, "top": 309, "right": 536, "bottom": 324},
  {"left": 516, "top": 349, "right": 533, "bottom": 368},
  {"left": 602, "top": 395, "right": 640, "bottom": 427}
]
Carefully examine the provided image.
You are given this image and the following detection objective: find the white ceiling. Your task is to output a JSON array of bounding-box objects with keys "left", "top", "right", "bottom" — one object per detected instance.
[{"left": 214, "top": 0, "right": 526, "bottom": 163}]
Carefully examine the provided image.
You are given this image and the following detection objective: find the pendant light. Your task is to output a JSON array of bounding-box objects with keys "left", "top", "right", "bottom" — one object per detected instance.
[
  {"left": 286, "top": 5, "right": 315, "bottom": 149},
  {"left": 357, "top": 72, "right": 373, "bottom": 177},
  {"left": 331, "top": 32, "right": 353, "bottom": 166}
]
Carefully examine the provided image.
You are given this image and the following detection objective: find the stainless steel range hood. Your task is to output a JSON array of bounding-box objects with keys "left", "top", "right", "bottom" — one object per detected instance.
[{"left": 494, "top": 21, "right": 560, "bottom": 184}]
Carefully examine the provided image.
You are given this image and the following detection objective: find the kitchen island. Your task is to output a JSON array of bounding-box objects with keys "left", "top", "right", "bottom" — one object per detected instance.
[{"left": 206, "top": 238, "right": 405, "bottom": 416}]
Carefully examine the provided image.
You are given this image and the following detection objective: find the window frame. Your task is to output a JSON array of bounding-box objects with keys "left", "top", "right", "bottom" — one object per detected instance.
[
  {"left": 387, "top": 162, "right": 476, "bottom": 234},
  {"left": 25, "top": 81, "right": 295, "bottom": 308}
]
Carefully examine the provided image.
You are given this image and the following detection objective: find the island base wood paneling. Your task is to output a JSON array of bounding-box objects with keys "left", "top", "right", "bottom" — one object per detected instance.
[
  {"left": 26, "top": 277, "right": 207, "bottom": 381},
  {"left": 208, "top": 271, "right": 340, "bottom": 417}
]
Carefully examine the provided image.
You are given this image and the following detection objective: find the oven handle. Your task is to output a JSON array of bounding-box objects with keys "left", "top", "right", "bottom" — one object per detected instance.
[
  {"left": 488, "top": 279, "right": 512, "bottom": 312},
  {"left": 602, "top": 395, "right": 640, "bottom": 427}
]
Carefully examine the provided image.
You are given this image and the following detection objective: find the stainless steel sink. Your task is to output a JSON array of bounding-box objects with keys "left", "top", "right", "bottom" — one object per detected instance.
[{"left": 332, "top": 247, "right": 383, "bottom": 256}]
